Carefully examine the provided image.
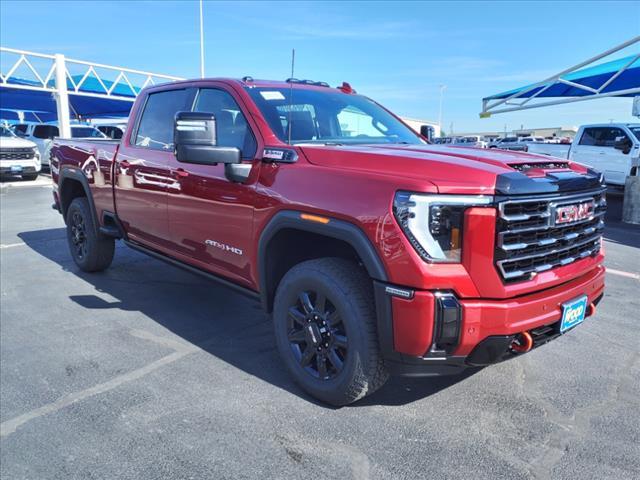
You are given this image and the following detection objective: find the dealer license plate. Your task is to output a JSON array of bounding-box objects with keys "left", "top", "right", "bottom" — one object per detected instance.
[{"left": 560, "top": 295, "right": 588, "bottom": 333}]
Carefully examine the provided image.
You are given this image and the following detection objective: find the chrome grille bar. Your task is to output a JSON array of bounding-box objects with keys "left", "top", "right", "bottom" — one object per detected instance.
[{"left": 495, "top": 188, "right": 606, "bottom": 282}]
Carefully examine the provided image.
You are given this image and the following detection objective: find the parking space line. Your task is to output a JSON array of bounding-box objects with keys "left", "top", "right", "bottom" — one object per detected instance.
[
  {"left": 0, "top": 329, "right": 199, "bottom": 438},
  {"left": 0, "top": 348, "right": 196, "bottom": 438},
  {"left": 0, "top": 242, "right": 26, "bottom": 249},
  {"left": 606, "top": 268, "right": 640, "bottom": 280}
]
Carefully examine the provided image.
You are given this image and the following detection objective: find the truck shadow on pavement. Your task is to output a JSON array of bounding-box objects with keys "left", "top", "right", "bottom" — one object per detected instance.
[{"left": 19, "top": 228, "right": 475, "bottom": 408}]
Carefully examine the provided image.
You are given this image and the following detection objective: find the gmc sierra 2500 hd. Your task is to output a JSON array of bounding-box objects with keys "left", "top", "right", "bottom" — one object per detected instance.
[{"left": 51, "top": 78, "right": 606, "bottom": 405}]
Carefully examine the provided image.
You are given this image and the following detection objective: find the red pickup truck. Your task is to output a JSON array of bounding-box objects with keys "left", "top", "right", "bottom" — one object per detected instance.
[{"left": 51, "top": 78, "right": 606, "bottom": 405}]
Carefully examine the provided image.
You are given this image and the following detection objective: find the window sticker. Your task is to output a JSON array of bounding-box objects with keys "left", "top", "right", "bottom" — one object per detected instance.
[{"left": 260, "top": 91, "right": 285, "bottom": 101}]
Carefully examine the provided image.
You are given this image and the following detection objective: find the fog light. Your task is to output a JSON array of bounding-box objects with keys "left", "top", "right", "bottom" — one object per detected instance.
[{"left": 431, "top": 292, "right": 462, "bottom": 354}]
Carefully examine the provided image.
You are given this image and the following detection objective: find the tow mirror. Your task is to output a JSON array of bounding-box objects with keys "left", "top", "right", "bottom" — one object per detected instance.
[
  {"left": 174, "top": 111, "right": 241, "bottom": 165},
  {"left": 614, "top": 136, "right": 631, "bottom": 154},
  {"left": 420, "top": 125, "right": 435, "bottom": 142}
]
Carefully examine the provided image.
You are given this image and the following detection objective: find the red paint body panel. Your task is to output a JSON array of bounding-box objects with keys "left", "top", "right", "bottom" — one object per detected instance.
[{"left": 50, "top": 77, "right": 607, "bottom": 366}]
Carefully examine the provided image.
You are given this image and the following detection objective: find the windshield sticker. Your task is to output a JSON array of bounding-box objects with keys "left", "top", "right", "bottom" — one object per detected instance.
[{"left": 260, "top": 91, "right": 285, "bottom": 101}]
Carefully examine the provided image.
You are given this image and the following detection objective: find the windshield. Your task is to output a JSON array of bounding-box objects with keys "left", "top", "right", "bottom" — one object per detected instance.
[
  {"left": 629, "top": 127, "right": 640, "bottom": 142},
  {"left": 245, "top": 87, "right": 424, "bottom": 145},
  {"left": 71, "top": 127, "right": 105, "bottom": 138},
  {"left": 0, "top": 126, "right": 16, "bottom": 138}
]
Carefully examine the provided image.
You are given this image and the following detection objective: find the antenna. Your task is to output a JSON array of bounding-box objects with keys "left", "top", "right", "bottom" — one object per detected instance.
[
  {"left": 199, "top": 0, "right": 205, "bottom": 78},
  {"left": 287, "top": 48, "right": 295, "bottom": 145}
]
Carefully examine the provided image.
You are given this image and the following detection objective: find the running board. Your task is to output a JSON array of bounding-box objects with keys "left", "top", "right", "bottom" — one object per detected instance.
[{"left": 124, "top": 240, "right": 261, "bottom": 302}]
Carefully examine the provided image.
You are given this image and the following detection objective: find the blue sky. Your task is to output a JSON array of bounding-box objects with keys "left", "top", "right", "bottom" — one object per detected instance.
[{"left": 1, "top": 0, "right": 639, "bottom": 133}]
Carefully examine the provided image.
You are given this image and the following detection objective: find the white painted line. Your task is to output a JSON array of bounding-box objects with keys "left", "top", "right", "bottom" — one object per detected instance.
[
  {"left": 0, "top": 242, "right": 26, "bottom": 249},
  {"left": 607, "top": 268, "right": 640, "bottom": 280},
  {"left": 0, "top": 329, "right": 198, "bottom": 438},
  {"left": 0, "top": 349, "right": 194, "bottom": 438}
]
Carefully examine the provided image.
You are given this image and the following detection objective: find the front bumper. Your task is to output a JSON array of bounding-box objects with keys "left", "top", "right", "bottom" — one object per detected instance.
[
  {"left": 0, "top": 158, "right": 41, "bottom": 175},
  {"left": 375, "top": 264, "right": 605, "bottom": 377}
]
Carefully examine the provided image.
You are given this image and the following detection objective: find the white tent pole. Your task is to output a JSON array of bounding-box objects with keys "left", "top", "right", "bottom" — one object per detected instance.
[{"left": 54, "top": 54, "right": 71, "bottom": 138}]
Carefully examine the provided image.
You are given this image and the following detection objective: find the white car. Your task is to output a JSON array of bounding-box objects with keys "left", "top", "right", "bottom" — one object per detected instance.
[
  {"left": 0, "top": 125, "right": 41, "bottom": 181},
  {"left": 12, "top": 123, "right": 106, "bottom": 167}
]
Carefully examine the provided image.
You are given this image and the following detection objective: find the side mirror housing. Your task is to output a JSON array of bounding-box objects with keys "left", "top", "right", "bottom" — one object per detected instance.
[
  {"left": 614, "top": 136, "right": 632, "bottom": 154},
  {"left": 174, "top": 111, "right": 241, "bottom": 165},
  {"left": 420, "top": 125, "right": 434, "bottom": 142}
]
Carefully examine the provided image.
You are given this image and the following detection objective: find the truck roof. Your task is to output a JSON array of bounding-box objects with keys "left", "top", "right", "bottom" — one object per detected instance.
[{"left": 162, "top": 77, "right": 350, "bottom": 92}]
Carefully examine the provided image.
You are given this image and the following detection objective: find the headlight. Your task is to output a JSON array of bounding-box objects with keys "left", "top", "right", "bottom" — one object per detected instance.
[{"left": 393, "top": 193, "right": 493, "bottom": 263}]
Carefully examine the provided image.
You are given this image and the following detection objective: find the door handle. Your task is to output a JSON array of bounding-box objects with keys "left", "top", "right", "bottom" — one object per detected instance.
[
  {"left": 120, "top": 160, "right": 131, "bottom": 168},
  {"left": 173, "top": 168, "right": 189, "bottom": 178}
]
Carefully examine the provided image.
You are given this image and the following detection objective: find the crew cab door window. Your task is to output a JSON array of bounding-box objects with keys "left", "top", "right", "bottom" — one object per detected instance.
[
  {"left": 192, "top": 88, "right": 257, "bottom": 158},
  {"left": 134, "top": 89, "right": 189, "bottom": 150},
  {"left": 33, "top": 125, "right": 59, "bottom": 139}
]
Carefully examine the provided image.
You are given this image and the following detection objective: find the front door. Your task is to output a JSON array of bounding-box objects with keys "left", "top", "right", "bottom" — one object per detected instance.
[
  {"left": 115, "top": 87, "right": 192, "bottom": 249},
  {"left": 167, "top": 86, "right": 261, "bottom": 288}
]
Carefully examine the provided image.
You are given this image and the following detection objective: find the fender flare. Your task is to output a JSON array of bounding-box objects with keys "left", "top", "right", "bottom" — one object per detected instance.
[
  {"left": 58, "top": 168, "right": 100, "bottom": 235},
  {"left": 257, "top": 210, "right": 388, "bottom": 311}
]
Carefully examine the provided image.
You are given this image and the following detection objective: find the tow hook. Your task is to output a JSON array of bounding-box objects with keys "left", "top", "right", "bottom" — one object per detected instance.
[{"left": 510, "top": 331, "right": 534, "bottom": 354}]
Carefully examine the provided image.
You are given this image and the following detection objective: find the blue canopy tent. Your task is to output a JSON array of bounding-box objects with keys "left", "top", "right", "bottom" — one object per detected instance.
[
  {"left": 0, "top": 75, "right": 136, "bottom": 122},
  {"left": 481, "top": 36, "right": 640, "bottom": 116}
]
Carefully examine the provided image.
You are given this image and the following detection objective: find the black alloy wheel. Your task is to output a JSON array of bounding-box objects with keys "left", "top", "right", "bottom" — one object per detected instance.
[{"left": 287, "top": 290, "right": 348, "bottom": 380}]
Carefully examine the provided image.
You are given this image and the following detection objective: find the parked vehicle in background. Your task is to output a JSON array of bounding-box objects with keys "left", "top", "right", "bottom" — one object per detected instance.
[
  {"left": 527, "top": 141, "right": 572, "bottom": 158},
  {"left": 96, "top": 123, "right": 127, "bottom": 140},
  {"left": 451, "top": 136, "right": 488, "bottom": 148},
  {"left": 489, "top": 136, "right": 528, "bottom": 151},
  {"left": 11, "top": 123, "right": 107, "bottom": 167},
  {"left": 568, "top": 123, "right": 640, "bottom": 186},
  {"left": 0, "top": 125, "right": 41, "bottom": 180},
  {"left": 518, "top": 136, "right": 546, "bottom": 144},
  {"left": 50, "top": 77, "right": 606, "bottom": 406}
]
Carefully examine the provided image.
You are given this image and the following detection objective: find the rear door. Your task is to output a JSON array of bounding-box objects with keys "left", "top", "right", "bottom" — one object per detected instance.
[
  {"left": 166, "top": 84, "right": 261, "bottom": 288},
  {"left": 115, "top": 87, "right": 191, "bottom": 249}
]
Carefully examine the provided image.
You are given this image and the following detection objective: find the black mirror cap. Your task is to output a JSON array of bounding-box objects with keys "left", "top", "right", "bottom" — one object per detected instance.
[
  {"left": 176, "top": 145, "right": 241, "bottom": 165},
  {"left": 174, "top": 111, "right": 217, "bottom": 148},
  {"left": 420, "top": 125, "right": 434, "bottom": 141}
]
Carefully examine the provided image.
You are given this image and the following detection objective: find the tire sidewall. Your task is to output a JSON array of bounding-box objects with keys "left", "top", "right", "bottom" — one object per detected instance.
[{"left": 273, "top": 265, "right": 370, "bottom": 404}]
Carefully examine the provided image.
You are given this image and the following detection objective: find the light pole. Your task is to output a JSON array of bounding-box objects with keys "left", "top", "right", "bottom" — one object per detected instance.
[
  {"left": 438, "top": 84, "right": 447, "bottom": 134},
  {"left": 199, "top": 0, "right": 205, "bottom": 78}
]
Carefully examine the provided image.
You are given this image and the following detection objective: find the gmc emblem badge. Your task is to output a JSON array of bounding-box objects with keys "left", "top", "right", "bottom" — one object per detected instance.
[{"left": 553, "top": 200, "right": 595, "bottom": 225}]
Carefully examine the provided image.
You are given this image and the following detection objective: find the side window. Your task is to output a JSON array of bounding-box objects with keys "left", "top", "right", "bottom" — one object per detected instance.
[
  {"left": 600, "top": 128, "right": 627, "bottom": 148},
  {"left": 33, "top": 125, "right": 59, "bottom": 139},
  {"left": 193, "top": 88, "right": 257, "bottom": 159},
  {"left": 135, "top": 89, "right": 189, "bottom": 150},
  {"left": 13, "top": 124, "right": 28, "bottom": 136},
  {"left": 578, "top": 128, "right": 599, "bottom": 146}
]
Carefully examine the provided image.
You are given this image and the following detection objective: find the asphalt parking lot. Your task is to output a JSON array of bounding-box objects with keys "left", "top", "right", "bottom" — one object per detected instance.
[{"left": 1, "top": 175, "right": 639, "bottom": 480}]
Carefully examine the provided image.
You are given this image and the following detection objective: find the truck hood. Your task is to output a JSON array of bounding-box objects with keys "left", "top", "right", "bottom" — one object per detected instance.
[
  {"left": 0, "top": 136, "right": 37, "bottom": 149},
  {"left": 299, "top": 144, "right": 599, "bottom": 195}
]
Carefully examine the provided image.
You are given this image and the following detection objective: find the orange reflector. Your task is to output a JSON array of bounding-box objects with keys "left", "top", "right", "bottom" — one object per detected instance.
[
  {"left": 450, "top": 227, "right": 460, "bottom": 249},
  {"left": 300, "top": 213, "right": 330, "bottom": 224}
]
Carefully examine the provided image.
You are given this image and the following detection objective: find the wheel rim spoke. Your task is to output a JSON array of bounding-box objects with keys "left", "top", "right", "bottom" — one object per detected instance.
[
  {"left": 287, "top": 329, "right": 306, "bottom": 343},
  {"left": 316, "top": 355, "right": 328, "bottom": 378},
  {"left": 288, "top": 307, "right": 306, "bottom": 326},
  {"left": 298, "top": 292, "right": 314, "bottom": 314},
  {"left": 333, "top": 334, "right": 348, "bottom": 349},
  {"left": 327, "top": 348, "right": 343, "bottom": 371},
  {"left": 326, "top": 310, "right": 342, "bottom": 328},
  {"left": 299, "top": 345, "right": 315, "bottom": 367},
  {"left": 314, "top": 293, "right": 326, "bottom": 314}
]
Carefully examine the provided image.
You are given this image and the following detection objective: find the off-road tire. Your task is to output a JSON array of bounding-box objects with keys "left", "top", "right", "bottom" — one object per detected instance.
[
  {"left": 273, "top": 258, "right": 388, "bottom": 406},
  {"left": 66, "top": 197, "right": 115, "bottom": 272}
]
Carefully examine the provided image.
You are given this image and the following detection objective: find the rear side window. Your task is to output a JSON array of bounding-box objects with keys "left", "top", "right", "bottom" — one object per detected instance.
[
  {"left": 33, "top": 125, "right": 59, "bottom": 139},
  {"left": 193, "top": 88, "right": 257, "bottom": 159},
  {"left": 135, "top": 89, "right": 189, "bottom": 150}
]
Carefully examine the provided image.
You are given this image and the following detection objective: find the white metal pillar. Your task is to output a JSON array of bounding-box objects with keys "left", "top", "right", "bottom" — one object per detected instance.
[{"left": 54, "top": 54, "right": 71, "bottom": 138}]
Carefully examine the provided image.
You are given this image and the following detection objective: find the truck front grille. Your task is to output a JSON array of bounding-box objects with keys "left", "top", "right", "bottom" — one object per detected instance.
[
  {"left": 495, "top": 188, "right": 606, "bottom": 282},
  {"left": 0, "top": 148, "right": 35, "bottom": 160}
]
